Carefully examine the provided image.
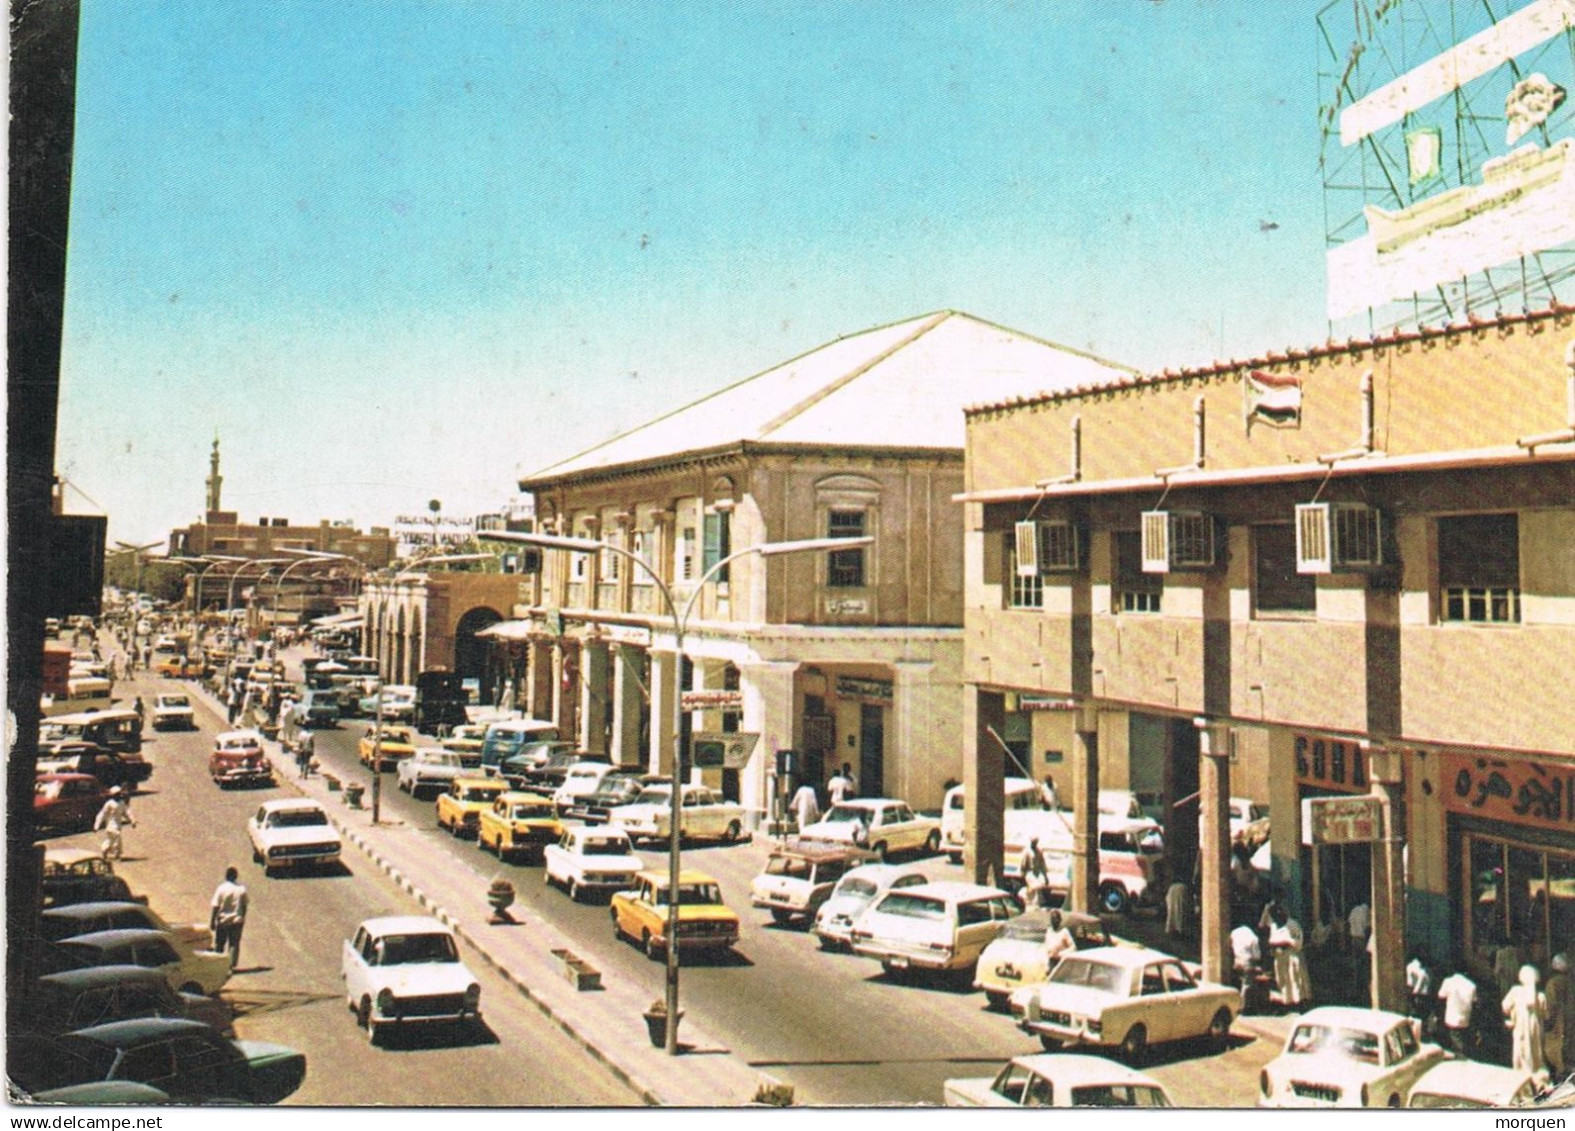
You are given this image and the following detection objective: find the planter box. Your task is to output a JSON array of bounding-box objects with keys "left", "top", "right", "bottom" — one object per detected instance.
[{"left": 550, "top": 947, "right": 602, "bottom": 991}]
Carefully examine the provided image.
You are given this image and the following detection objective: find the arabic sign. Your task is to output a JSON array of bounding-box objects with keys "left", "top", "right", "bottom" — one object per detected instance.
[
  {"left": 1441, "top": 751, "right": 1575, "bottom": 833},
  {"left": 1294, "top": 735, "right": 1369, "bottom": 794},
  {"left": 1301, "top": 796, "right": 1383, "bottom": 846},
  {"left": 835, "top": 676, "right": 893, "bottom": 704},
  {"left": 681, "top": 690, "right": 743, "bottom": 711},
  {"left": 690, "top": 731, "right": 760, "bottom": 770}
]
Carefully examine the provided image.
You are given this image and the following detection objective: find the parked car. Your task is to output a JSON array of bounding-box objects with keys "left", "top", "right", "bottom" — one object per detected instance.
[
  {"left": 974, "top": 908, "right": 1122, "bottom": 1010},
  {"left": 1003, "top": 814, "right": 1167, "bottom": 914},
  {"left": 39, "top": 902, "right": 207, "bottom": 949},
  {"left": 154, "top": 656, "right": 203, "bottom": 678},
  {"left": 435, "top": 776, "right": 509, "bottom": 838},
  {"left": 34, "top": 773, "right": 111, "bottom": 834},
  {"left": 543, "top": 826, "right": 644, "bottom": 901},
  {"left": 749, "top": 841, "right": 875, "bottom": 926},
  {"left": 10, "top": 1018, "right": 304, "bottom": 1104},
  {"left": 357, "top": 724, "right": 418, "bottom": 771},
  {"left": 799, "top": 798, "right": 941, "bottom": 860},
  {"left": 941, "top": 777, "right": 1043, "bottom": 863},
  {"left": 476, "top": 791, "right": 562, "bottom": 862},
  {"left": 1407, "top": 1060, "right": 1542, "bottom": 1109},
  {"left": 45, "top": 927, "right": 232, "bottom": 997},
  {"left": 850, "top": 881, "right": 1018, "bottom": 978},
  {"left": 440, "top": 723, "right": 489, "bottom": 757},
  {"left": 44, "top": 708, "right": 144, "bottom": 754},
  {"left": 289, "top": 689, "right": 341, "bottom": 729},
  {"left": 209, "top": 730, "right": 272, "bottom": 789},
  {"left": 1258, "top": 1005, "right": 1449, "bottom": 1107},
  {"left": 610, "top": 869, "right": 740, "bottom": 960},
  {"left": 150, "top": 693, "right": 196, "bottom": 731},
  {"left": 41, "top": 848, "right": 139, "bottom": 908},
  {"left": 550, "top": 760, "right": 618, "bottom": 810},
  {"left": 25, "top": 965, "right": 232, "bottom": 1037},
  {"left": 358, "top": 684, "right": 416, "bottom": 721},
  {"left": 1010, "top": 945, "right": 1242, "bottom": 1060},
  {"left": 563, "top": 770, "right": 663, "bottom": 824},
  {"left": 944, "top": 1052, "right": 1174, "bottom": 1108},
  {"left": 508, "top": 746, "right": 585, "bottom": 792},
  {"left": 396, "top": 748, "right": 483, "bottom": 797},
  {"left": 35, "top": 744, "right": 153, "bottom": 792},
  {"left": 811, "top": 862, "right": 931, "bottom": 951},
  {"left": 608, "top": 783, "right": 746, "bottom": 845},
  {"left": 248, "top": 799, "right": 342, "bottom": 876},
  {"left": 478, "top": 718, "right": 560, "bottom": 776},
  {"left": 340, "top": 916, "right": 482, "bottom": 1043}
]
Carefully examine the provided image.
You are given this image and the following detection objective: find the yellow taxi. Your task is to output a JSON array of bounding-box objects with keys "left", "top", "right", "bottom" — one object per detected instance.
[
  {"left": 155, "top": 655, "right": 202, "bottom": 678},
  {"left": 477, "top": 791, "right": 562, "bottom": 862},
  {"left": 358, "top": 725, "right": 417, "bottom": 771},
  {"left": 610, "top": 869, "right": 740, "bottom": 961},
  {"left": 435, "top": 776, "right": 508, "bottom": 839}
]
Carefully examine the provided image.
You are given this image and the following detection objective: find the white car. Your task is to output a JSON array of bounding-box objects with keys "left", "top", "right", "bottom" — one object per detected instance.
[
  {"left": 53, "top": 927, "right": 233, "bottom": 998},
  {"left": 247, "top": 799, "right": 342, "bottom": 876},
  {"left": 607, "top": 783, "right": 746, "bottom": 844},
  {"left": 1407, "top": 1060, "right": 1542, "bottom": 1109},
  {"left": 341, "top": 916, "right": 482, "bottom": 1044},
  {"left": 1010, "top": 945, "right": 1242, "bottom": 1060},
  {"left": 944, "top": 1053, "right": 1173, "bottom": 1108},
  {"left": 396, "top": 748, "right": 482, "bottom": 797},
  {"left": 749, "top": 842, "right": 875, "bottom": 925},
  {"left": 150, "top": 693, "right": 196, "bottom": 731},
  {"left": 1259, "top": 1005, "right": 1449, "bottom": 1108},
  {"left": 376, "top": 685, "right": 417, "bottom": 721},
  {"left": 798, "top": 798, "right": 941, "bottom": 860},
  {"left": 849, "top": 881, "right": 1018, "bottom": 976},
  {"left": 974, "top": 908, "right": 1120, "bottom": 1010},
  {"left": 543, "top": 826, "right": 644, "bottom": 901},
  {"left": 811, "top": 862, "right": 930, "bottom": 951},
  {"left": 550, "top": 760, "right": 617, "bottom": 810}
]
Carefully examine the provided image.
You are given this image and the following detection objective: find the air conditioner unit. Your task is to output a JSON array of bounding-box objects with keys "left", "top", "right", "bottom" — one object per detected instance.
[
  {"left": 1296, "top": 503, "right": 1385, "bottom": 573},
  {"left": 1141, "top": 510, "right": 1218, "bottom": 573},
  {"left": 1014, "top": 521, "right": 1039, "bottom": 578}
]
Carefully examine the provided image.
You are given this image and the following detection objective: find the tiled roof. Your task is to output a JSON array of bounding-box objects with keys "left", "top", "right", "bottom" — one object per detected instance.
[{"left": 523, "top": 311, "right": 1135, "bottom": 485}]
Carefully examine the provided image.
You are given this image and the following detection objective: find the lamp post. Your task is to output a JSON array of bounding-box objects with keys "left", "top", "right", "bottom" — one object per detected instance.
[
  {"left": 225, "top": 559, "right": 290, "bottom": 652},
  {"left": 192, "top": 555, "right": 246, "bottom": 618},
  {"left": 273, "top": 550, "right": 351, "bottom": 630},
  {"left": 481, "top": 528, "right": 870, "bottom": 1053}
]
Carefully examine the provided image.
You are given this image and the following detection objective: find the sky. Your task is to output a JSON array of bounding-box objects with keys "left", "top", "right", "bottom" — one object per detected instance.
[{"left": 56, "top": 1, "right": 1347, "bottom": 546}]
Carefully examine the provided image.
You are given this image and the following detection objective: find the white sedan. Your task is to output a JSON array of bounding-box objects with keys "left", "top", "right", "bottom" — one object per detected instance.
[
  {"left": 945, "top": 1053, "right": 1173, "bottom": 1107},
  {"left": 247, "top": 799, "right": 342, "bottom": 876},
  {"left": 543, "top": 826, "right": 643, "bottom": 901},
  {"left": 607, "top": 783, "right": 745, "bottom": 844},
  {"left": 798, "top": 798, "right": 941, "bottom": 860},
  {"left": 150, "top": 693, "right": 196, "bottom": 731},
  {"left": 396, "top": 748, "right": 482, "bottom": 797},
  {"left": 1259, "top": 1005, "right": 1448, "bottom": 1108},
  {"left": 341, "top": 916, "right": 481, "bottom": 1044}
]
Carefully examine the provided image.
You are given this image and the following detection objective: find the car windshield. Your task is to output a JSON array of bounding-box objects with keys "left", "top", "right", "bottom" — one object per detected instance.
[
  {"left": 658, "top": 883, "right": 722, "bottom": 906},
  {"left": 1286, "top": 1024, "right": 1381, "bottom": 1063},
  {"left": 158, "top": 696, "right": 189, "bottom": 708},
  {"left": 509, "top": 803, "right": 552, "bottom": 819},
  {"left": 633, "top": 788, "right": 670, "bottom": 805},
  {"left": 376, "top": 932, "right": 459, "bottom": 965},
  {"left": 835, "top": 877, "right": 878, "bottom": 899},
  {"left": 1048, "top": 957, "right": 1127, "bottom": 994},
  {"left": 270, "top": 809, "right": 328, "bottom": 828},
  {"left": 823, "top": 805, "right": 871, "bottom": 823},
  {"left": 765, "top": 855, "right": 814, "bottom": 878},
  {"left": 461, "top": 787, "right": 499, "bottom": 802},
  {"left": 1070, "top": 1084, "right": 1172, "bottom": 1108},
  {"left": 873, "top": 893, "right": 945, "bottom": 920},
  {"left": 1001, "top": 916, "right": 1050, "bottom": 942},
  {"left": 582, "top": 839, "right": 630, "bottom": 856}
]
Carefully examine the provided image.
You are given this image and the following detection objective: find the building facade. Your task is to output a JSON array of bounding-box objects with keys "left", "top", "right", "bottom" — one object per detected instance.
[
  {"left": 507, "top": 311, "right": 1136, "bottom": 827},
  {"left": 960, "top": 306, "right": 1575, "bottom": 1000},
  {"left": 360, "top": 571, "right": 524, "bottom": 690}
]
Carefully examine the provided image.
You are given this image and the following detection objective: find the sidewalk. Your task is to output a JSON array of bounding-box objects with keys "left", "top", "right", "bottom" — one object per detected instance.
[{"left": 180, "top": 648, "right": 784, "bottom": 1108}]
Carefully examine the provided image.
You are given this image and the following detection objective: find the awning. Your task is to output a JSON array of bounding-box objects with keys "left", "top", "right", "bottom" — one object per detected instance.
[
  {"left": 475, "top": 620, "right": 533, "bottom": 641},
  {"left": 311, "top": 610, "right": 363, "bottom": 627}
]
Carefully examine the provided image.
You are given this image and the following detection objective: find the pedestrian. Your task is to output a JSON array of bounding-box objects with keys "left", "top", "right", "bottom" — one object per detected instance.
[
  {"left": 1019, "top": 837, "right": 1052, "bottom": 909},
  {"left": 1346, "top": 900, "right": 1370, "bottom": 954},
  {"left": 1502, "top": 964, "right": 1549, "bottom": 1077},
  {"left": 1495, "top": 937, "right": 1523, "bottom": 1000},
  {"left": 1407, "top": 951, "right": 1435, "bottom": 1023},
  {"left": 295, "top": 730, "right": 316, "bottom": 779},
  {"left": 1437, "top": 966, "right": 1479, "bottom": 1057},
  {"left": 209, "top": 867, "right": 249, "bottom": 969},
  {"left": 1040, "top": 773, "right": 1059, "bottom": 811},
  {"left": 94, "top": 787, "right": 134, "bottom": 862},
  {"left": 827, "top": 763, "right": 855, "bottom": 806},
  {"left": 1042, "top": 908, "right": 1075, "bottom": 967},
  {"left": 1165, "top": 878, "right": 1191, "bottom": 938},
  {"left": 1231, "top": 922, "right": 1263, "bottom": 985},
  {"left": 790, "top": 781, "right": 820, "bottom": 831},
  {"left": 1546, "top": 952, "right": 1570, "bottom": 1078},
  {"left": 132, "top": 695, "right": 145, "bottom": 723},
  {"left": 1268, "top": 904, "right": 1312, "bottom": 1010}
]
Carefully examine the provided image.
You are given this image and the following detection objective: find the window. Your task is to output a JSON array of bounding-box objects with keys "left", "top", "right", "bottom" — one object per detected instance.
[
  {"left": 1008, "top": 530, "right": 1044, "bottom": 609},
  {"left": 702, "top": 510, "right": 732, "bottom": 583},
  {"left": 602, "top": 530, "right": 620, "bottom": 582},
  {"left": 1115, "top": 531, "right": 1162, "bottom": 614},
  {"left": 1254, "top": 524, "right": 1316, "bottom": 614},
  {"left": 630, "top": 530, "right": 652, "bottom": 584},
  {"left": 827, "top": 510, "right": 865, "bottom": 588},
  {"left": 1439, "top": 514, "right": 1519, "bottom": 622},
  {"left": 678, "top": 526, "right": 696, "bottom": 581}
]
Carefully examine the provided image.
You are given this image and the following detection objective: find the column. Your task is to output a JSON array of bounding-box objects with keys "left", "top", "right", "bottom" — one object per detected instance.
[
  {"left": 888, "top": 660, "right": 934, "bottom": 805},
  {"left": 964, "top": 688, "right": 1006, "bottom": 886},
  {"left": 580, "top": 639, "right": 611, "bottom": 756},
  {"left": 1069, "top": 709, "right": 1100, "bottom": 915},
  {"left": 610, "top": 644, "right": 646, "bottom": 767},
  {"left": 647, "top": 650, "right": 679, "bottom": 777},
  {"left": 1368, "top": 743, "right": 1407, "bottom": 1012},
  {"left": 740, "top": 660, "right": 797, "bottom": 830},
  {"left": 550, "top": 642, "right": 569, "bottom": 735},
  {"left": 1197, "top": 717, "right": 1233, "bottom": 986},
  {"left": 524, "top": 639, "right": 550, "bottom": 719}
]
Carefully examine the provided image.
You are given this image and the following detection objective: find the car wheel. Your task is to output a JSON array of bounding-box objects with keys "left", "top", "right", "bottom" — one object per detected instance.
[
  {"left": 985, "top": 991, "right": 1009, "bottom": 1012},
  {"left": 723, "top": 820, "right": 742, "bottom": 843},
  {"left": 1099, "top": 882, "right": 1130, "bottom": 915},
  {"left": 1038, "top": 1033, "right": 1061, "bottom": 1053},
  {"left": 568, "top": 879, "right": 580, "bottom": 902},
  {"left": 252, "top": 847, "right": 263, "bottom": 865},
  {"left": 358, "top": 997, "right": 380, "bottom": 1045},
  {"left": 770, "top": 909, "right": 793, "bottom": 926},
  {"left": 923, "top": 830, "right": 941, "bottom": 854},
  {"left": 1387, "top": 1095, "right": 1401, "bottom": 1109},
  {"left": 1119, "top": 1024, "right": 1148, "bottom": 1063},
  {"left": 611, "top": 908, "right": 623, "bottom": 940},
  {"left": 1208, "top": 1007, "right": 1233, "bottom": 1048},
  {"left": 642, "top": 930, "right": 660, "bottom": 960},
  {"left": 179, "top": 982, "right": 203, "bottom": 996},
  {"left": 872, "top": 841, "right": 889, "bottom": 862}
]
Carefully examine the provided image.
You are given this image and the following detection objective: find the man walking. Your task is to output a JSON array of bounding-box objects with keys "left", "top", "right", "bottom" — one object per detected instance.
[
  {"left": 94, "top": 787, "right": 134, "bottom": 862},
  {"left": 210, "top": 867, "right": 249, "bottom": 969},
  {"left": 828, "top": 763, "right": 856, "bottom": 805}
]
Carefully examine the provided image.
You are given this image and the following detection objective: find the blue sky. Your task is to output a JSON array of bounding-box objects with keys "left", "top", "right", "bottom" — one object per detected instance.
[{"left": 58, "top": 1, "right": 1338, "bottom": 544}]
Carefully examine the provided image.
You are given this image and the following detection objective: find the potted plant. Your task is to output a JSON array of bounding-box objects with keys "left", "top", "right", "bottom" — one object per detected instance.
[
  {"left": 642, "top": 998, "right": 682, "bottom": 1048},
  {"left": 487, "top": 877, "right": 516, "bottom": 924}
]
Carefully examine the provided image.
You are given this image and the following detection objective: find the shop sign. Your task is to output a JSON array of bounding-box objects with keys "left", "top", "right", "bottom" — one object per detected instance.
[
  {"left": 690, "top": 731, "right": 760, "bottom": 770},
  {"left": 1294, "top": 734, "right": 1368, "bottom": 793},
  {"left": 825, "top": 596, "right": 868, "bottom": 615},
  {"left": 681, "top": 690, "right": 743, "bottom": 711},
  {"left": 1441, "top": 751, "right": 1575, "bottom": 833},
  {"left": 1018, "top": 695, "right": 1076, "bottom": 711},
  {"left": 835, "top": 676, "right": 893, "bottom": 704},
  {"left": 1301, "top": 796, "right": 1383, "bottom": 846}
]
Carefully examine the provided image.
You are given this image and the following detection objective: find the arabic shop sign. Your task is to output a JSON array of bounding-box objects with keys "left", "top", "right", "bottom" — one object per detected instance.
[
  {"left": 1442, "top": 751, "right": 1575, "bottom": 833},
  {"left": 1301, "top": 796, "right": 1383, "bottom": 846},
  {"left": 1294, "top": 734, "right": 1369, "bottom": 794},
  {"left": 681, "top": 690, "right": 744, "bottom": 712},
  {"left": 835, "top": 676, "right": 893, "bottom": 704}
]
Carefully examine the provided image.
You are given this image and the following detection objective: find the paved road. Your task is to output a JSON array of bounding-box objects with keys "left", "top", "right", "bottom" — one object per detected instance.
[{"left": 48, "top": 664, "right": 642, "bottom": 1107}]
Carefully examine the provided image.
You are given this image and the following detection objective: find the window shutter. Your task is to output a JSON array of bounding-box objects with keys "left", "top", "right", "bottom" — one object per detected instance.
[
  {"left": 1038, "top": 521, "right": 1083, "bottom": 573},
  {"left": 1295, "top": 504, "right": 1332, "bottom": 574},
  {"left": 1014, "top": 521, "right": 1039, "bottom": 577},
  {"left": 1141, "top": 512, "right": 1171, "bottom": 574},
  {"left": 702, "top": 513, "right": 722, "bottom": 575}
]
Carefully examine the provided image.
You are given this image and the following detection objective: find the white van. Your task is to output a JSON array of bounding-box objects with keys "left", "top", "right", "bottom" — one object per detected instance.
[
  {"left": 941, "top": 777, "right": 1042, "bottom": 864},
  {"left": 1004, "top": 814, "right": 1166, "bottom": 915}
]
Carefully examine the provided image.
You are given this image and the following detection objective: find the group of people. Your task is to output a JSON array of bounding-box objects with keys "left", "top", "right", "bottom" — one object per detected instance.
[
  {"left": 1228, "top": 900, "right": 1313, "bottom": 1011},
  {"left": 786, "top": 762, "right": 859, "bottom": 830}
]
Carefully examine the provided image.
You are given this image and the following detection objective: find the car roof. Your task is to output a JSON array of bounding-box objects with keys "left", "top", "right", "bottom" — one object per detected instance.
[
  {"left": 828, "top": 797, "right": 904, "bottom": 809},
  {"left": 1009, "top": 1053, "right": 1166, "bottom": 1087},
  {"left": 773, "top": 840, "right": 876, "bottom": 863},
  {"left": 45, "top": 847, "right": 111, "bottom": 866},
  {"left": 1294, "top": 1005, "right": 1413, "bottom": 1031},
  {"left": 842, "top": 862, "right": 928, "bottom": 882},
  {"left": 59, "top": 1016, "right": 213, "bottom": 1047},
  {"left": 41, "top": 901, "right": 148, "bottom": 920},
  {"left": 215, "top": 730, "right": 263, "bottom": 742},
  {"left": 357, "top": 915, "right": 453, "bottom": 937},
  {"left": 451, "top": 776, "right": 506, "bottom": 789},
  {"left": 636, "top": 869, "right": 719, "bottom": 885},
  {"left": 257, "top": 798, "right": 326, "bottom": 813},
  {"left": 497, "top": 790, "right": 555, "bottom": 804},
  {"left": 890, "top": 881, "right": 1009, "bottom": 900},
  {"left": 57, "top": 928, "right": 172, "bottom": 948},
  {"left": 1411, "top": 1060, "right": 1534, "bottom": 1101},
  {"left": 1005, "top": 907, "right": 1104, "bottom": 930},
  {"left": 36, "top": 964, "right": 172, "bottom": 990},
  {"left": 1066, "top": 945, "right": 1180, "bottom": 967},
  {"left": 36, "top": 772, "right": 102, "bottom": 785}
]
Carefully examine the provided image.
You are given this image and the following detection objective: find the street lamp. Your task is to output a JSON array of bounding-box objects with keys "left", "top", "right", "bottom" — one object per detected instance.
[
  {"left": 192, "top": 555, "right": 247, "bottom": 617},
  {"left": 481, "top": 527, "right": 871, "bottom": 1054},
  {"left": 225, "top": 559, "right": 290, "bottom": 650},
  {"left": 273, "top": 551, "right": 351, "bottom": 628}
]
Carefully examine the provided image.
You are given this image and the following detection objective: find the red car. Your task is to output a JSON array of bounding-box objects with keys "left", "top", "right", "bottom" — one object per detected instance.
[
  {"left": 35, "top": 773, "right": 111, "bottom": 834},
  {"left": 209, "top": 730, "right": 273, "bottom": 789}
]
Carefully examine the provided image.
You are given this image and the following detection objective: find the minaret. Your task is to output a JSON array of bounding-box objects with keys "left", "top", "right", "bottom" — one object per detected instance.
[{"left": 205, "top": 436, "right": 223, "bottom": 517}]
